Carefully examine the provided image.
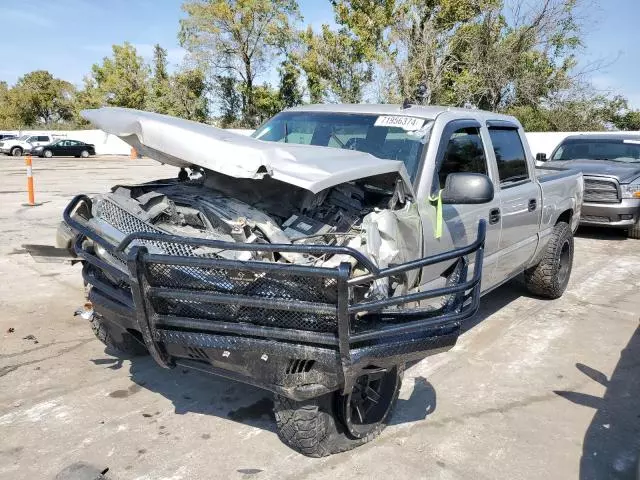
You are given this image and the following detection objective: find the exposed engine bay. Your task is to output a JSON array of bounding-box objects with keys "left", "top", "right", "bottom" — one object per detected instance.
[{"left": 86, "top": 167, "right": 423, "bottom": 300}]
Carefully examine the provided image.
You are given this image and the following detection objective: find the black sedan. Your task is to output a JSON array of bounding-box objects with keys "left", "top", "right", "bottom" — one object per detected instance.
[{"left": 35, "top": 140, "right": 96, "bottom": 158}]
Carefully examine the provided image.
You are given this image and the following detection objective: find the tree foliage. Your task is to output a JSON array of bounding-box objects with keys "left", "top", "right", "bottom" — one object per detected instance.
[
  {"left": 215, "top": 75, "right": 242, "bottom": 127},
  {"left": 179, "top": 0, "right": 300, "bottom": 126},
  {"left": 86, "top": 42, "right": 150, "bottom": 110},
  {"left": 3, "top": 71, "right": 75, "bottom": 127},
  {"left": 278, "top": 57, "right": 303, "bottom": 109},
  {"left": 1, "top": 0, "right": 640, "bottom": 132},
  {"left": 297, "top": 25, "right": 373, "bottom": 103},
  {"left": 167, "top": 68, "right": 208, "bottom": 122},
  {"left": 147, "top": 44, "right": 173, "bottom": 114}
]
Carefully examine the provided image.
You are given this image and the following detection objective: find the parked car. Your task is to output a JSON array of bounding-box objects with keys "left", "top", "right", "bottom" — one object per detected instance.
[
  {"left": 43, "top": 105, "right": 583, "bottom": 457},
  {"left": 33, "top": 139, "right": 96, "bottom": 158},
  {"left": 0, "top": 134, "right": 16, "bottom": 141},
  {"left": 537, "top": 134, "right": 640, "bottom": 238},
  {"left": 0, "top": 134, "right": 55, "bottom": 156}
]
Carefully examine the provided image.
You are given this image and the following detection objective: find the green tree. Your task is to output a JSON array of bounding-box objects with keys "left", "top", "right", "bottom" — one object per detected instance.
[
  {"left": 506, "top": 92, "right": 635, "bottom": 132},
  {"left": 296, "top": 26, "right": 326, "bottom": 103},
  {"left": 215, "top": 75, "right": 242, "bottom": 127},
  {"left": 278, "top": 57, "right": 302, "bottom": 109},
  {"left": 167, "top": 68, "right": 209, "bottom": 122},
  {"left": 331, "top": 0, "right": 584, "bottom": 112},
  {"left": 614, "top": 110, "right": 640, "bottom": 131},
  {"left": 147, "top": 44, "right": 173, "bottom": 114},
  {"left": 87, "top": 42, "right": 150, "bottom": 109},
  {"left": 298, "top": 25, "right": 373, "bottom": 103},
  {"left": 254, "top": 83, "right": 281, "bottom": 123},
  {"left": 0, "top": 81, "right": 18, "bottom": 129},
  {"left": 7, "top": 71, "right": 75, "bottom": 127},
  {"left": 179, "top": 0, "right": 300, "bottom": 126},
  {"left": 446, "top": 0, "right": 580, "bottom": 111}
]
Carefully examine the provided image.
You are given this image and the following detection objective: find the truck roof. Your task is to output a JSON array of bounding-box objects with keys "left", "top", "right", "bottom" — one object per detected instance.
[{"left": 286, "top": 103, "right": 521, "bottom": 125}]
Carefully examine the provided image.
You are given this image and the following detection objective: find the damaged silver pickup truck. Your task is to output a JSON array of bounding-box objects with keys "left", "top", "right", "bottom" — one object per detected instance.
[{"left": 55, "top": 104, "right": 583, "bottom": 456}]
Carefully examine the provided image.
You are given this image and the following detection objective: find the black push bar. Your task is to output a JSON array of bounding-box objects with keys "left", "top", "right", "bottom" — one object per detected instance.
[{"left": 64, "top": 194, "right": 486, "bottom": 393}]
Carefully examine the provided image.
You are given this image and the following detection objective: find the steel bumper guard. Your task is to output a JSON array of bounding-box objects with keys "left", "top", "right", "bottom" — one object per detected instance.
[{"left": 65, "top": 195, "right": 486, "bottom": 399}]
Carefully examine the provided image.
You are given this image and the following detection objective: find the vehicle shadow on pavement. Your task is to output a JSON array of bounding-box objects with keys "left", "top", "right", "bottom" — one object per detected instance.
[
  {"left": 462, "top": 278, "right": 525, "bottom": 333},
  {"left": 390, "top": 376, "right": 437, "bottom": 425},
  {"left": 92, "top": 354, "right": 277, "bottom": 433},
  {"left": 575, "top": 226, "right": 629, "bottom": 241},
  {"left": 554, "top": 326, "right": 640, "bottom": 479},
  {"left": 390, "top": 280, "right": 527, "bottom": 425}
]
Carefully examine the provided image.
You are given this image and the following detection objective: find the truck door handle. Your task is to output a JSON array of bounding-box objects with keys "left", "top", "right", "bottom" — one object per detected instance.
[
  {"left": 489, "top": 208, "right": 501, "bottom": 225},
  {"left": 528, "top": 199, "right": 537, "bottom": 211}
]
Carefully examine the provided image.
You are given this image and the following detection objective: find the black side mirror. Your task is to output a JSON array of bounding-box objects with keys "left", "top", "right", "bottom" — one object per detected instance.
[
  {"left": 536, "top": 152, "right": 547, "bottom": 162},
  {"left": 441, "top": 173, "right": 494, "bottom": 204}
]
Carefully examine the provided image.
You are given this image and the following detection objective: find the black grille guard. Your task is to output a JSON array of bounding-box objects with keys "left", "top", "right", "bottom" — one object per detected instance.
[{"left": 65, "top": 195, "right": 486, "bottom": 391}]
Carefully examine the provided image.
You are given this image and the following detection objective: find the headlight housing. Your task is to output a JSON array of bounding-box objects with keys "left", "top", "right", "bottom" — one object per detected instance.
[{"left": 621, "top": 182, "right": 640, "bottom": 199}]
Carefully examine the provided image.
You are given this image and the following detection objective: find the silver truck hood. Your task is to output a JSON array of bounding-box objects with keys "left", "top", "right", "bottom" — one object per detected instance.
[{"left": 81, "top": 107, "right": 410, "bottom": 194}]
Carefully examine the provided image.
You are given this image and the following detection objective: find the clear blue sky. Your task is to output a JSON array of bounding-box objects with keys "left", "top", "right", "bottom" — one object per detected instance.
[{"left": 1, "top": 0, "right": 638, "bottom": 107}]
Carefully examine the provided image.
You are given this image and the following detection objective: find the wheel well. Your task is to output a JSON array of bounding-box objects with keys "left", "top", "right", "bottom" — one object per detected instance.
[{"left": 556, "top": 209, "right": 573, "bottom": 225}]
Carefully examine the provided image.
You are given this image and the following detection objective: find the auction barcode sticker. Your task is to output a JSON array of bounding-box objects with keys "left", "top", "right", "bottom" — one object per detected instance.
[
  {"left": 374, "top": 115, "right": 425, "bottom": 131},
  {"left": 623, "top": 139, "right": 640, "bottom": 145}
]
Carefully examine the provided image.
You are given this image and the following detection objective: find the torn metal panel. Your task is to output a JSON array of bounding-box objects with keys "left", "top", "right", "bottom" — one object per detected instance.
[{"left": 360, "top": 205, "right": 422, "bottom": 298}]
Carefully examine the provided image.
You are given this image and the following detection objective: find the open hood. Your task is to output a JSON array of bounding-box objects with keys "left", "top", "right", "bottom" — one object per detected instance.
[{"left": 81, "top": 107, "right": 411, "bottom": 194}]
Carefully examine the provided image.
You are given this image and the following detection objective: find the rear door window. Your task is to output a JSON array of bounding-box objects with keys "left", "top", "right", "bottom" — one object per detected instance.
[{"left": 488, "top": 128, "right": 530, "bottom": 186}]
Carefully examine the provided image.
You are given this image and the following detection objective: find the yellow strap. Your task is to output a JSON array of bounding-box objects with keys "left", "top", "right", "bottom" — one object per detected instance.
[{"left": 428, "top": 190, "right": 443, "bottom": 239}]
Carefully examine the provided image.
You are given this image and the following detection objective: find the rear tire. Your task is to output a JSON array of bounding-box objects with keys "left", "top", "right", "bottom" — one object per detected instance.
[
  {"left": 90, "top": 316, "right": 147, "bottom": 356},
  {"left": 628, "top": 220, "right": 640, "bottom": 239},
  {"left": 524, "top": 221, "right": 573, "bottom": 299},
  {"left": 10, "top": 147, "right": 22, "bottom": 157},
  {"left": 273, "top": 365, "right": 403, "bottom": 457}
]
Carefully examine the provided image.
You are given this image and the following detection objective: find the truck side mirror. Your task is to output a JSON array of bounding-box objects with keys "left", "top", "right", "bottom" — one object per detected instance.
[
  {"left": 536, "top": 152, "right": 547, "bottom": 162},
  {"left": 441, "top": 173, "right": 494, "bottom": 204}
]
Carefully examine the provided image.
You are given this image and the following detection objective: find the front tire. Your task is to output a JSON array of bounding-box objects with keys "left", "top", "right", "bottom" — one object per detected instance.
[
  {"left": 273, "top": 366, "right": 403, "bottom": 457},
  {"left": 43, "top": 149, "right": 53, "bottom": 158},
  {"left": 628, "top": 219, "right": 640, "bottom": 239},
  {"left": 524, "top": 221, "right": 573, "bottom": 299},
  {"left": 10, "top": 147, "right": 22, "bottom": 157},
  {"left": 80, "top": 150, "right": 90, "bottom": 158}
]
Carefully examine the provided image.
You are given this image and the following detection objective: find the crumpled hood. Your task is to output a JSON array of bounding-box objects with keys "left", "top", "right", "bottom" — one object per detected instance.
[
  {"left": 549, "top": 159, "right": 640, "bottom": 183},
  {"left": 81, "top": 107, "right": 411, "bottom": 194}
]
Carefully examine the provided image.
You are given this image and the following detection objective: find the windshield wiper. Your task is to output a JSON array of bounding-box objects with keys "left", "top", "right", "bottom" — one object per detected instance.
[
  {"left": 330, "top": 131, "right": 345, "bottom": 148},
  {"left": 284, "top": 122, "right": 288, "bottom": 143}
]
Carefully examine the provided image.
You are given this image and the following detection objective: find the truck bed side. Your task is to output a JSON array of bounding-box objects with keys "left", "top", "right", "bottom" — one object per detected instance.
[{"left": 530, "top": 167, "right": 583, "bottom": 267}]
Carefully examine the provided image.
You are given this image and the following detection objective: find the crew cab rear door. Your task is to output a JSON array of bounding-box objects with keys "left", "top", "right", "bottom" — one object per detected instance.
[{"left": 485, "top": 122, "right": 542, "bottom": 280}]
